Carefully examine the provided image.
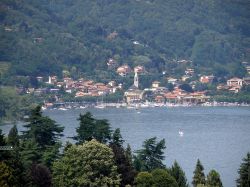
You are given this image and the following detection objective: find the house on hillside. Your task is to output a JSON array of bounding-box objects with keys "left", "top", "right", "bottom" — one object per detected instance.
[
  {"left": 228, "top": 86, "right": 241, "bottom": 93},
  {"left": 117, "top": 65, "right": 132, "bottom": 77},
  {"left": 47, "top": 76, "right": 57, "bottom": 84},
  {"left": 36, "top": 76, "right": 43, "bottom": 82},
  {"left": 227, "top": 77, "right": 243, "bottom": 87},
  {"left": 107, "top": 58, "right": 118, "bottom": 69},
  {"left": 243, "top": 77, "right": 250, "bottom": 85},
  {"left": 134, "top": 65, "right": 146, "bottom": 74},
  {"left": 167, "top": 77, "right": 178, "bottom": 85},
  {"left": 185, "top": 68, "right": 195, "bottom": 76},
  {"left": 177, "top": 59, "right": 189, "bottom": 64},
  {"left": 181, "top": 75, "right": 191, "bottom": 82},
  {"left": 155, "top": 95, "right": 165, "bottom": 103},
  {"left": 246, "top": 66, "right": 250, "bottom": 74},
  {"left": 152, "top": 81, "right": 160, "bottom": 88},
  {"left": 199, "top": 75, "right": 215, "bottom": 84}
]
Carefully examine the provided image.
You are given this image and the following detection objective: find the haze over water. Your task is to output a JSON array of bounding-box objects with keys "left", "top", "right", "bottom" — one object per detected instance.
[{"left": 1, "top": 106, "right": 250, "bottom": 187}]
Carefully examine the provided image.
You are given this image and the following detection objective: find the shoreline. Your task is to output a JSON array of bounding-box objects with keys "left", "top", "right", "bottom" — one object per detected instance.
[{"left": 42, "top": 101, "right": 250, "bottom": 110}]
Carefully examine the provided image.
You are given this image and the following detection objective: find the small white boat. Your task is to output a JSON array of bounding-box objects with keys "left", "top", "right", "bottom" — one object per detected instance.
[
  {"left": 79, "top": 106, "right": 86, "bottom": 109},
  {"left": 41, "top": 106, "right": 47, "bottom": 110},
  {"left": 179, "top": 130, "right": 184, "bottom": 137},
  {"left": 58, "top": 107, "right": 68, "bottom": 111},
  {"left": 95, "top": 104, "right": 106, "bottom": 109},
  {"left": 127, "top": 105, "right": 136, "bottom": 109}
]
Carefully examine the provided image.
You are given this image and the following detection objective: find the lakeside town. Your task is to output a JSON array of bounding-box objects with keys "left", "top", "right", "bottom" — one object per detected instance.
[{"left": 15, "top": 59, "right": 250, "bottom": 110}]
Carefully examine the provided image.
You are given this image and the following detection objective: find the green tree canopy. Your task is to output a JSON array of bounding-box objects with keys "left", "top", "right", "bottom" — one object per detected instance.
[
  {"left": 0, "top": 161, "right": 15, "bottom": 187},
  {"left": 52, "top": 139, "right": 121, "bottom": 187},
  {"left": 134, "top": 137, "right": 166, "bottom": 172},
  {"left": 6, "top": 125, "right": 26, "bottom": 186},
  {"left": 0, "top": 129, "right": 10, "bottom": 162},
  {"left": 20, "top": 140, "right": 41, "bottom": 170},
  {"left": 20, "top": 106, "right": 64, "bottom": 171},
  {"left": 125, "top": 144, "right": 133, "bottom": 166},
  {"left": 135, "top": 172, "right": 154, "bottom": 187},
  {"left": 169, "top": 160, "right": 189, "bottom": 187},
  {"left": 109, "top": 130, "right": 135, "bottom": 186},
  {"left": 31, "top": 163, "right": 52, "bottom": 187},
  {"left": 111, "top": 128, "right": 124, "bottom": 147},
  {"left": 151, "top": 168, "right": 178, "bottom": 187},
  {"left": 74, "top": 112, "right": 111, "bottom": 144},
  {"left": 237, "top": 152, "right": 250, "bottom": 187},
  {"left": 7, "top": 124, "right": 19, "bottom": 147},
  {"left": 206, "top": 169, "right": 223, "bottom": 187},
  {"left": 192, "top": 159, "right": 206, "bottom": 187},
  {"left": 22, "top": 105, "right": 64, "bottom": 147}
]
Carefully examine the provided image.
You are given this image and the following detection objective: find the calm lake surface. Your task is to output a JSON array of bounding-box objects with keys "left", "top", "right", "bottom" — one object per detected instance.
[{"left": 1, "top": 106, "right": 250, "bottom": 187}]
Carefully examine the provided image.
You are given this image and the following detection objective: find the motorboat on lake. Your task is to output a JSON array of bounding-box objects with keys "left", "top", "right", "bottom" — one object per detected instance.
[{"left": 179, "top": 130, "right": 184, "bottom": 137}]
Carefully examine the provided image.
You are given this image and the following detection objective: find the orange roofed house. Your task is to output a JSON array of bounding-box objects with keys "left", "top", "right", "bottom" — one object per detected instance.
[
  {"left": 199, "top": 75, "right": 215, "bottom": 84},
  {"left": 117, "top": 65, "right": 132, "bottom": 77},
  {"left": 134, "top": 65, "right": 146, "bottom": 74}
]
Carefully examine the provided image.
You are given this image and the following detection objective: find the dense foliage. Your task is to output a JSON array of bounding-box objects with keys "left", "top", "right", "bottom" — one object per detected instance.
[
  {"left": 0, "top": 87, "right": 34, "bottom": 123},
  {"left": 52, "top": 139, "right": 121, "bottom": 187},
  {"left": 110, "top": 128, "right": 136, "bottom": 186},
  {"left": 169, "top": 161, "right": 189, "bottom": 187},
  {"left": 134, "top": 137, "right": 166, "bottom": 171},
  {"left": 0, "top": 0, "right": 249, "bottom": 82},
  {"left": 74, "top": 111, "right": 112, "bottom": 144},
  {"left": 22, "top": 106, "right": 64, "bottom": 147},
  {"left": 237, "top": 152, "right": 250, "bottom": 187},
  {"left": 206, "top": 169, "right": 223, "bottom": 187},
  {"left": 135, "top": 169, "right": 178, "bottom": 187},
  {"left": 192, "top": 159, "right": 206, "bottom": 187}
]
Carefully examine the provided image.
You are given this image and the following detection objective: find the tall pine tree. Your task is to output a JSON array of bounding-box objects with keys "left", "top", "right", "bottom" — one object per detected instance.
[
  {"left": 21, "top": 105, "right": 64, "bottom": 170},
  {"left": 125, "top": 144, "right": 133, "bottom": 166},
  {"left": 170, "top": 160, "right": 189, "bottom": 187},
  {"left": 192, "top": 159, "right": 206, "bottom": 187},
  {"left": 7, "top": 125, "right": 26, "bottom": 186},
  {"left": 74, "top": 112, "right": 95, "bottom": 144},
  {"left": 74, "top": 112, "right": 111, "bottom": 144},
  {"left": 0, "top": 129, "right": 10, "bottom": 161},
  {"left": 135, "top": 137, "right": 166, "bottom": 172},
  {"left": 236, "top": 152, "right": 250, "bottom": 187},
  {"left": 110, "top": 129, "right": 136, "bottom": 186},
  {"left": 22, "top": 106, "right": 64, "bottom": 147},
  {"left": 206, "top": 169, "right": 223, "bottom": 187},
  {"left": 111, "top": 128, "right": 124, "bottom": 147},
  {"left": 7, "top": 124, "right": 19, "bottom": 147}
]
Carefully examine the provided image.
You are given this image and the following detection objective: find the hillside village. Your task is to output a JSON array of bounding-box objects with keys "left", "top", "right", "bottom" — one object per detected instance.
[{"left": 18, "top": 58, "right": 250, "bottom": 108}]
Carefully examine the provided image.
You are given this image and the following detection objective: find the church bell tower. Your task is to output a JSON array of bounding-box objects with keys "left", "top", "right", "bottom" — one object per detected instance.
[{"left": 134, "top": 71, "right": 139, "bottom": 88}]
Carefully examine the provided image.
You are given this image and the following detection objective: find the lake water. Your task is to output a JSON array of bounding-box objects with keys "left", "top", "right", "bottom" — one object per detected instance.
[{"left": 1, "top": 106, "right": 250, "bottom": 187}]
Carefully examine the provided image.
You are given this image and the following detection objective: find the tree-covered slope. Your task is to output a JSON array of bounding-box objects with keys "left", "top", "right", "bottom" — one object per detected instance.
[{"left": 0, "top": 0, "right": 249, "bottom": 79}]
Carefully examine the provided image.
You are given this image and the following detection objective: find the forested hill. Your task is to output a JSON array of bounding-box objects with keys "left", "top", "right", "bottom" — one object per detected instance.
[{"left": 0, "top": 0, "right": 250, "bottom": 80}]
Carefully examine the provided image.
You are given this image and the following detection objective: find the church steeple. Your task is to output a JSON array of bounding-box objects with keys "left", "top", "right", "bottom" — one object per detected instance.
[{"left": 134, "top": 71, "right": 139, "bottom": 88}]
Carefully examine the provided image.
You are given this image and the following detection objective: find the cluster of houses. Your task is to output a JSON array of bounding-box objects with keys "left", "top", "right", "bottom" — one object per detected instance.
[
  {"left": 116, "top": 64, "right": 146, "bottom": 77},
  {"left": 124, "top": 72, "right": 210, "bottom": 104},
  {"left": 217, "top": 77, "right": 250, "bottom": 93},
  {"left": 107, "top": 58, "right": 146, "bottom": 77},
  {"left": 25, "top": 58, "right": 250, "bottom": 105},
  {"left": 31, "top": 76, "right": 122, "bottom": 98}
]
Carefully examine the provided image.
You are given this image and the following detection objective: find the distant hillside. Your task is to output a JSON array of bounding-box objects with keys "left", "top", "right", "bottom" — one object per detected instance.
[{"left": 0, "top": 0, "right": 250, "bottom": 81}]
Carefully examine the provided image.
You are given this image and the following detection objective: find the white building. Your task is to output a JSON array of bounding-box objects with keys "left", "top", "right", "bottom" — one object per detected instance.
[{"left": 227, "top": 77, "right": 243, "bottom": 87}]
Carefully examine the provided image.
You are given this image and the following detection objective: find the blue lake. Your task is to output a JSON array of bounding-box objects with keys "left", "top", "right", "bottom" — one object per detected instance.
[{"left": 1, "top": 106, "right": 250, "bottom": 187}]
